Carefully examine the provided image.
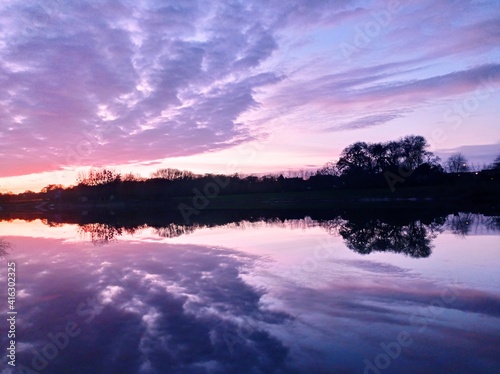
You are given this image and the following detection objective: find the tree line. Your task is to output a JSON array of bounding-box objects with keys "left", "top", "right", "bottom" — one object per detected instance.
[
  {"left": 321, "top": 135, "right": 498, "bottom": 175},
  {"left": 1, "top": 135, "right": 499, "bottom": 206}
]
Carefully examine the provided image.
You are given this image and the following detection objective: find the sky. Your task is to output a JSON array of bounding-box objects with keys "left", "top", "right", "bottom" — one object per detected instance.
[{"left": 0, "top": 0, "right": 499, "bottom": 193}]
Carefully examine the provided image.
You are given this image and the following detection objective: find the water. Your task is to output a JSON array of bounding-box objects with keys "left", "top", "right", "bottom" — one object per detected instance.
[{"left": 0, "top": 211, "right": 499, "bottom": 373}]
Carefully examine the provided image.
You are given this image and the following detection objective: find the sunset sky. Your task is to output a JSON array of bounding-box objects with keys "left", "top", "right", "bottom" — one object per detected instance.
[{"left": 0, "top": 0, "right": 499, "bottom": 193}]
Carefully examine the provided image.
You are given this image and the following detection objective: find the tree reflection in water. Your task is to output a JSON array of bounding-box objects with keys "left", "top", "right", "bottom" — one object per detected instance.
[
  {"left": 445, "top": 213, "right": 500, "bottom": 236},
  {"left": 0, "top": 238, "right": 12, "bottom": 258},
  {"left": 78, "top": 223, "right": 123, "bottom": 246},
  {"left": 483, "top": 215, "right": 500, "bottom": 231},
  {"left": 446, "top": 212, "right": 476, "bottom": 236},
  {"left": 154, "top": 223, "right": 197, "bottom": 238},
  {"left": 329, "top": 218, "right": 444, "bottom": 258},
  {"left": 73, "top": 212, "right": 497, "bottom": 257}
]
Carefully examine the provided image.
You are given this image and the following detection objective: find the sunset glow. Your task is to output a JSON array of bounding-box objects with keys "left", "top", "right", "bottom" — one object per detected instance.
[{"left": 0, "top": 0, "right": 499, "bottom": 193}]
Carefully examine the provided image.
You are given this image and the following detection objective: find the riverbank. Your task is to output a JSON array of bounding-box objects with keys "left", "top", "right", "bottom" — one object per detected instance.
[{"left": 1, "top": 182, "right": 500, "bottom": 213}]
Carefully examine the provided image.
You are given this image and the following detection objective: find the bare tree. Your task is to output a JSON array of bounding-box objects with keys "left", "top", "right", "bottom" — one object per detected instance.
[
  {"left": 77, "top": 168, "right": 121, "bottom": 186},
  {"left": 317, "top": 161, "right": 339, "bottom": 176},
  {"left": 150, "top": 168, "right": 196, "bottom": 180},
  {"left": 78, "top": 223, "right": 123, "bottom": 246},
  {"left": 285, "top": 169, "right": 314, "bottom": 179},
  {"left": 41, "top": 184, "right": 64, "bottom": 193},
  {"left": 491, "top": 153, "right": 500, "bottom": 170},
  {"left": 122, "top": 172, "right": 144, "bottom": 182},
  {"left": 445, "top": 153, "right": 469, "bottom": 173}
]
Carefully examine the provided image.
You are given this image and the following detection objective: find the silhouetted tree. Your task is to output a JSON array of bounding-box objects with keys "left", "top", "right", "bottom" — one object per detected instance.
[
  {"left": 77, "top": 168, "right": 121, "bottom": 186},
  {"left": 150, "top": 168, "right": 196, "bottom": 180},
  {"left": 41, "top": 184, "right": 64, "bottom": 193},
  {"left": 336, "top": 136, "right": 436, "bottom": 178},
  {"left": 121, "top": 172, "right": 144, "bottom": 182},
  {"left": 491, "top": 153, "right": 500, "bottom": 170},
  {"left": 399, "top": 135, "right": 432, "bottom": 170},
  {"left": 285, "top": 169, "right": 314, "bottom": 179},
  {"left": 445, "top": 153, "right": 469, "bottom": 173},
  {"left": 336, "top": 142, "right": 373, "bottom": 175},
  {"left": 317, "top": 161, "right": 339, "bottom": 176}
]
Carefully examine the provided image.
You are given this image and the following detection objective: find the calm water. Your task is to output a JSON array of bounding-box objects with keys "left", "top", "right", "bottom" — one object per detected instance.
[{"left": 0, "top": 211, "right": 499, "bottom": 374}]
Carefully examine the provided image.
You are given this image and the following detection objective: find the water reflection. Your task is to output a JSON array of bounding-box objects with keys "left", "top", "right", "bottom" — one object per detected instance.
[
  {"left": 0, "top": 238, "right": 11, "bottom": 258},
  {"left": 445, "top": 212, "right": 500, "bottom": 236},
  {"left": 78, "top": 223, "right": 124, "bottom": 246},
  {"left": 10, "top": 240, "right": 293, "bottom": 374},
  {"left": 71, "top": 210, "right": 499, "bottom": 259},
  {"left": 1, "top": 210, "right": 499, "bottom": 373},
  {"left": 334, "top": 217, "right": 443, "bottom": 258},
  {"left": 153, "top": 223, "right": 197, "bottom": 238},
  {"left": 2, "top": 231, "right": 499, "bottom": 373}
]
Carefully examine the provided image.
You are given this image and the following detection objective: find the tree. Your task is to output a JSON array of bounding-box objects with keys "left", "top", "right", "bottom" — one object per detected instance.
[
  {"left": 41, "top": 184, "right": 64, "bottom": 193},
  {"left": 336, "top": 142, "right": 373, "bottom": 175},
  {"left": 491, "top": 153, "right": 500, "bottom": 170},
  {"left": 77, "top": 168, "right": 121, "bottom": 186},
  {"left": 445, "top": 153, "right": 469, "bottom": 173},
  {"left": 150, "top": 168, "right": 196, "bottom": 180},
  {"left": 399, "top": 135, "right": 433, "bottom": 170},
  {"left": 78, "top": 223, "right": 123, "bottom": 246},
  {"left": 122, "top": 172, "right": 144, "bottom": 182},
  {"left": 368, "top": 142, "right": 391, "bottom": 172},
  {"left": 335, "top": 136, "right": 436, "bottom": 177},
  {"left": 335, "top": 217, "right": 439, "bottom": 258},
  {"left": 285, "top": 169, "right": 314, "bottom": 179},
  {"left": 317, "top": 161, "right": 339, "bottom": 176}
]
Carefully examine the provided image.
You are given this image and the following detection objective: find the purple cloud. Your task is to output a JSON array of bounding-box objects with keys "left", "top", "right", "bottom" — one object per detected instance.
[{"left": 0, "top": 0, "right": 499, "bottom": 179}]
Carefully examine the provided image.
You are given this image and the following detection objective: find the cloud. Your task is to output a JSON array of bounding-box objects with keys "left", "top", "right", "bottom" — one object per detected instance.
[
  {"left": 272, "top": 62, "right": 500, "bottom": 134},
  {"left": 9, "top": 238, "right": 293, "bottom": 374},
  {"left": 324, "top": 112, "right": 404, "bottom": 132},
  {"left": 0, "top": 0, "right": 499, "bottom": 179},
  {"left": 0, "top": 0, "right": 287, "bottom": 177},
  {"left": 262, "top": 0, "right": 500, "bottom": 134}
]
